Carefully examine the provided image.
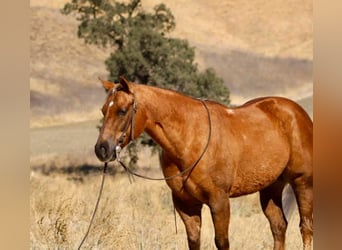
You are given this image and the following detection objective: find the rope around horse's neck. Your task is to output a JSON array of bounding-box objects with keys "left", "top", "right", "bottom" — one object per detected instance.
[
  {"left": 77, "top": 162, "right": 108, "bottom": 250},
  {"left": 116, "top": 99, "right": 212, "bottom": 181}
]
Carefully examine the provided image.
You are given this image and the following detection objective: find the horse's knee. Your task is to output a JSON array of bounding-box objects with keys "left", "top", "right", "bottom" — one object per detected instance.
[
  {"left": 185, "top": 222, "right": 201, "bottom": 250},
  {"left": 186, "top": 231, "right": 201, "bottom": 250},
  {"left": 215, "top": 237, "right": 229, "bottom": 250}
]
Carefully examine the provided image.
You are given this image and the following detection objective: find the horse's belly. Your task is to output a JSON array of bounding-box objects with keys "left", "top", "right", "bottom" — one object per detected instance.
[{"left": 229, "top": 142, "right": 290, "bottom": 197}]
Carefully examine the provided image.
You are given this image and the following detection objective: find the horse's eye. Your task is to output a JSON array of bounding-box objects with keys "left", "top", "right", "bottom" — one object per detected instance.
[{"left": 118, "top": 109, "right": 127, "bottom": 116}]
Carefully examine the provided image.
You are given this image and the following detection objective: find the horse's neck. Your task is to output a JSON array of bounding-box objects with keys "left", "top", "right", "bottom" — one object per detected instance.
[{"left": 135, "top": 85, "right": 202, "bottom": 163}]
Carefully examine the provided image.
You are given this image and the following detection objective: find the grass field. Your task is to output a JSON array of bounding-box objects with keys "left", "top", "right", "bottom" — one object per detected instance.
[{"left": 30, "top": 168, "right": 303, "bottom": 249}]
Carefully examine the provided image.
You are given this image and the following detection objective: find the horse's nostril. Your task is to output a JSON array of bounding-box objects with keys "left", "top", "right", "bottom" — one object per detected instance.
[
  {"left": 95, "top": 140, "right": 116, "bottom": 162},
  {"left": 100, "top": 146, "right": 107, "bottom": 158}
]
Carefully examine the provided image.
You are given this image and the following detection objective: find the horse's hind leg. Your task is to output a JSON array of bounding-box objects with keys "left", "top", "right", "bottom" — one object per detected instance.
[
  {"left": 259, "top": 180, "right": 287, "bottom": 250},
  {"left": 291, "top": 174, "right": 313, "bottom": 250},
  {"left": 172, "top": 194, "right": 203, "bottom": 250}
]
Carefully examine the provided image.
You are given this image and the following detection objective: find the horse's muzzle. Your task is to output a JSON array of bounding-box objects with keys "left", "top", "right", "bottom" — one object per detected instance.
[{"left": 95, "top": 139, "right": 116, "bottom": 162}]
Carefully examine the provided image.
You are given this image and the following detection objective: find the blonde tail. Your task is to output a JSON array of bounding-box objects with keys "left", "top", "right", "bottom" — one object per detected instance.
[{"left": 282, "top": 184, "right": 297, "bottom": 222}]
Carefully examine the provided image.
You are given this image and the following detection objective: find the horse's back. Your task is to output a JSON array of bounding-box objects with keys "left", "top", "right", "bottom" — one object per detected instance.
[{"left": 239, "top": 96, "right": 312, "bottom": 136}]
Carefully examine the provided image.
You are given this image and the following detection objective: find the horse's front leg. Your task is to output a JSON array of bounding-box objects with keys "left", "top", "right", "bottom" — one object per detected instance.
[
  {"left": 172, "top": 193, "right": 203, "bottom": 250},
  {"left": 209, "top": 193, "right": 230, "bottom": 250}
]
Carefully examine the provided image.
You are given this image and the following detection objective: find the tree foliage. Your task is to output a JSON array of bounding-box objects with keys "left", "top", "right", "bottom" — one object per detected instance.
[
  {"left": 62, "top": 0, "right": 230, "bottom": 167},
  {"left": 61, "top": 0, "right": 230, "bottom": 104}
]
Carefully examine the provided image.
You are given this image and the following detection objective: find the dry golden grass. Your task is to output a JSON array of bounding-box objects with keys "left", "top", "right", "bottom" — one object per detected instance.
[
  {"left": 30, "top": 168, "right": 303, "bottom": 249},
  {"left": 31, "top": 0, "right": 312, "bottom": 59},
  {"left": 142, "top": 0, "right": 312, "bottom": 59},
  {"left": 30, "top": 110, "right": 101, "bottom": 128}
]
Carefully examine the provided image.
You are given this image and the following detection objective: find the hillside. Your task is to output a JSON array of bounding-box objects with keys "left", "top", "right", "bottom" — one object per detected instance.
[{"left": 30, "top": 0, "right": 312, "bottom": 127}]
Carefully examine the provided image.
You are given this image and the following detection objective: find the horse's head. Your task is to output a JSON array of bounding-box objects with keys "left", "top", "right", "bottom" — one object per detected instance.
[{"left": 95, "top": 77, "right": 142, "bottom": 162}]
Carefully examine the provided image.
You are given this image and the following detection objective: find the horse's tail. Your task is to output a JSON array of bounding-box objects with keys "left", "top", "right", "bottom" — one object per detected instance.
[{"left": 282, "top": 184, "right": 297, "bottom": 222}]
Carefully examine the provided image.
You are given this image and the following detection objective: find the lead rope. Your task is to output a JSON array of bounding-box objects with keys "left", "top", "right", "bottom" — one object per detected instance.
[
  {"left": 173, "top": 204, "right": 178, "bottom": 234},
  {"left": 77, "top": 162, "right": 108, "bottom": 249}
]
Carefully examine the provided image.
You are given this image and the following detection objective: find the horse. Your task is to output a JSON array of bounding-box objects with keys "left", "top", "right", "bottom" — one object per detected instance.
[{"left": 94, "top": 77, "right": 313, "bottom": 250}]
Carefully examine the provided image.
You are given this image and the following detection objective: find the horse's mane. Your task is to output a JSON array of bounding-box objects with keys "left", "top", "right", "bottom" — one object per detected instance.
[{"left": 133, "top": 83, "right": 230, "bottom": 109}]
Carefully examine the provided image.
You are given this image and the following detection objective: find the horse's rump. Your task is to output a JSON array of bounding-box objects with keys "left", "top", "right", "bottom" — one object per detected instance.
[{"left": 223, "top": 97, "right": 312, "bottom": 196}]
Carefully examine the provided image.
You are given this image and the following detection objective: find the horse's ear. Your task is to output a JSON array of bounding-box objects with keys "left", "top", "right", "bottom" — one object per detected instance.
[
  {"left": 98, "top": 77, "right": 115, "bottom": 91},
  {"left": 119, "top": 76, "right": 131, "bottom": 93}
]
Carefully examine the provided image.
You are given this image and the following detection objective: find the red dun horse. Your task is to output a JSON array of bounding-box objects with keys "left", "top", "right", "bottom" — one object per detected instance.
[{"left": 95, "top": 77, "right": 313, "bottom": 250}]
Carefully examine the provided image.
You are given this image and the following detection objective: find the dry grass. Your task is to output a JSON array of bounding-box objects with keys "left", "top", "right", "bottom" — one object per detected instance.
[
  {"left": 30, "top": 167, "right": 189, "bottom": 249},
  {"left": 142, "top": 0, "right": 312, "bottom": 59},
  {"left": 30, "top": 168, "right": 303, "bottom": 249},
  {"left": 31, "top": 0, "right": 312, "bottom": 59}
]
